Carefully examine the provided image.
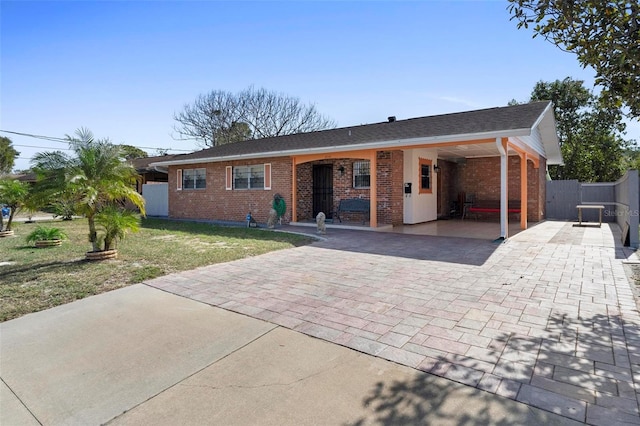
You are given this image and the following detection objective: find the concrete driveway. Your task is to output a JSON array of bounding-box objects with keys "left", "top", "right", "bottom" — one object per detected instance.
[
  {"left": 1, "top": 285, "right": 577, "bottom": 426},
  {"left": 1, "top": 220, "right": 639, "bottom": 425}
]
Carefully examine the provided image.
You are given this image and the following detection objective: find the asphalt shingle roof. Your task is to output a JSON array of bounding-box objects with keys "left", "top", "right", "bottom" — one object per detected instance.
[
  {"left": 132, "top": 154, "right": 183, "bottom": 171},
  {"left": 160, "top": 101, "right": 552, "bottom": 163}
]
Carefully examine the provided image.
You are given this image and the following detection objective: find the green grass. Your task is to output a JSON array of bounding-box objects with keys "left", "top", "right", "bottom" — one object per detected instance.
[{"left": 0, "top": 218, "right": 313, "bottom": 322}]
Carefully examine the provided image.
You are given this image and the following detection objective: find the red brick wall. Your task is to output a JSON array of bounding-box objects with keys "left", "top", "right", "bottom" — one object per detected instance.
[
  {"left": 437, "top": 160, "right": 458, "bottom": 217},
  {"left": 295, "top": 162, "right": 313, "bottom": 221},
  {"left": 295, "top": 152, "right": 403, "bottom": 225},
  {"left": 454, "top": 155, "right": 543, "bottom": 222},
  {"left": 169, "top": 157, "right": 292, "bottom": 223},
  {"left": 391, "top": 150, "right": 404, "bottom": 225},
  {"left": 375, "top": 152, "right": 391, "bottom": 224},
  {"left": 295, "top": 159, "right": 370, "bottom": 221},
  {"left": 377, "top": 150, "right": 404, "bottom": 225},
  {"left": 167, "top": 152, "right": 545, "bottom": 225}
]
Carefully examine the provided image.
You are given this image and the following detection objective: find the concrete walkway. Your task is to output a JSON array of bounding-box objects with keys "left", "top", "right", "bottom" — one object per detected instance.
[
  {"left": 2, "top": 285, "right": 577, "bottom": 425},
  {"left": 1, "top": 220, "right": 638, "bottom": 425}
]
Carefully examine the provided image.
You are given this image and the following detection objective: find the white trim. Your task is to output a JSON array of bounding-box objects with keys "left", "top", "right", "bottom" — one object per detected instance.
[
  {"left": 264, "top": 163, "right": 271, "bottom": 190},
  {"left": 176, "top": 169, "right": 182, "bottom": 191},
  {"left": 530, "top": 101, "right": 553, "bottom": 130},
  {"left": 225, "top": 166, "right": 232, "bottom": 190},
  {"left": 509, "top": 137, "right": 543, "bottom": 157},
  {"left": 535, "top": 105, "right": 563, "bottom": 165},
  {"left": 496, "top": 138, "right": 508, "bottom": 239}
]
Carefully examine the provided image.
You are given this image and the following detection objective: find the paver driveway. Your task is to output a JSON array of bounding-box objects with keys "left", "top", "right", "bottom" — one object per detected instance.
[{"left": 146, "top": 221, "right": 640, "bottom": 425}]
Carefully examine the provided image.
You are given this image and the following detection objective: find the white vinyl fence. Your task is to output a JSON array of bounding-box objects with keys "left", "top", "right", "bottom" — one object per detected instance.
[{"left": 142, "top": 183, "right": 168, "bottom": 217}]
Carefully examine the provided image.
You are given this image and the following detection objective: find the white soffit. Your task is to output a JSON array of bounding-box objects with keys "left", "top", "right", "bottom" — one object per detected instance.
[
  {"left": 539, "top": 113, "right": 563, "bottom": 165},
  {"left": 533, "top": 103, "right": 563, "bottom": 165},
  {"left": 436, "top": 143, "right": 500, "bottom": 159}
]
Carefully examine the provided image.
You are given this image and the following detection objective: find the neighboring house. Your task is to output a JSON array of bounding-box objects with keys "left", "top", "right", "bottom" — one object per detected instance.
[
  {"left": 150, "top": 101, "right": 562, "bottom": 239},
  {"left": 10, "top": 172, "right": 37, "bottom": 184},
  {"left": 131, "top": 154, "right": 182, "bottom": 193}
]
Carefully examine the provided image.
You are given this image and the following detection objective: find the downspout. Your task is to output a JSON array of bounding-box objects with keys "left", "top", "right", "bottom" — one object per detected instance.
[{"left": 496, "top": 137, "right": 508, "bottom": 240}]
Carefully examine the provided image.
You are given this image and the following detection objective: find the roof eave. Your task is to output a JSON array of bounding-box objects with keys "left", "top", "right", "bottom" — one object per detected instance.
[
  {"left": 150, "top": 128, "right": 532, "bottom": 167},
  {"left": 536, "top": 102, "right": 564, "bottom": 166}
]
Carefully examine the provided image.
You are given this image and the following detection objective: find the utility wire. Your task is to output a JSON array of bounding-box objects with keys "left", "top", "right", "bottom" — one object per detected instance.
[
  {"left": 0, "top": 129, "right": 68, "bottom": 143},
  {"left": 0, "top": 129, "right": 192, "bottom": 152},
  {"left": 13, "top": 144, "right": 73, "bottom": 151}
]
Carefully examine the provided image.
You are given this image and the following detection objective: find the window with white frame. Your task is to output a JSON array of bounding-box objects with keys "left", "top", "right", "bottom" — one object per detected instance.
[
  {"left": 419, "top": 158, "right": 432, "bottom": 194},
  {"left": 182, "top": 168, "right": 206, "bottom": 189},
  {"left": 353, "top": 161, "right": 370, "bottom": 188},
  {"left": 233, "top": 165, "right": 265, "bottom": 189}
]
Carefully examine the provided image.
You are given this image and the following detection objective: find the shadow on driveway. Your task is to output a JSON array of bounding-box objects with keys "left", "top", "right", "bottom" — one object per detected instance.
[
  {"left": 351, "top": 312, "right": 640, "bottom": 425},
  {"left": 284, "top": 227, "right": 501, "bottom": 267}
]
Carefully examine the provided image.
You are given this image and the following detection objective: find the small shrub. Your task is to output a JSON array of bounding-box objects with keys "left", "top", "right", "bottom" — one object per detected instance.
[
  {"left": 95, "top": 206, "right": 141, "bottom": 251},
  {"left": 25, "top": 226, "right": 68, "bottom": 244}
]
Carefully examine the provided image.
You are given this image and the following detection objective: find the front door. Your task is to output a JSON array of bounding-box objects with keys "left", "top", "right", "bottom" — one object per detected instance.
[{"left": 312, "top": 164, "right": 333, "bottom": 219}]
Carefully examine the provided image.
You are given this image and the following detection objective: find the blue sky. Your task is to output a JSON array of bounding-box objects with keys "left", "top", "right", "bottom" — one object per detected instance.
[{"left": 2, "top": 0, "right": 638, "bottom": 172}]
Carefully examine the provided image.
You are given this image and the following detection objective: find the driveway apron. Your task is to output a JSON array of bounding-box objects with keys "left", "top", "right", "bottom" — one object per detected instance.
[{"left": 146, "top": 221, "right": 640, "bottom": 425}]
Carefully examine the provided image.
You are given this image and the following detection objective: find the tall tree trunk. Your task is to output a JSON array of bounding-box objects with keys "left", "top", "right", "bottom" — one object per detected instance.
[
  {"left": 6, "top": 211, "right": 15, "bottom": 231},
  {"left": 87, "top": 213, "right": 99, "bottom": 251}
]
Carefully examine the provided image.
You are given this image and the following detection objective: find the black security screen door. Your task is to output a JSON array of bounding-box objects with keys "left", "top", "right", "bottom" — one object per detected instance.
[{"left": 312, "top": 164, "right": 333, "bottom": 219}]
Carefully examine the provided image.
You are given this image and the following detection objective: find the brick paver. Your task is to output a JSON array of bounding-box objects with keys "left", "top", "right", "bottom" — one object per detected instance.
[{"left": 145, "top": 221, "right": 640, "bottom": 424}]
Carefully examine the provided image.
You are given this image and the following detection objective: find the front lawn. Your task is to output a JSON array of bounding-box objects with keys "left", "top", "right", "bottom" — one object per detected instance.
[{"left": 0, "top": 218, "right": 313, "bottom": 321}]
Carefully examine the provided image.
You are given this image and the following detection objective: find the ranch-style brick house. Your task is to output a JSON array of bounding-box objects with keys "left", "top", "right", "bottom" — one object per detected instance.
[{"left": 150, "top": 101, "right": 562, "bottom": 239}]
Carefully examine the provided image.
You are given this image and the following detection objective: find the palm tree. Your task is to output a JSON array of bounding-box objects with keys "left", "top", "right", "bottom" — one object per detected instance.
[
  {"left": 0, "top": 178, "right": 30, "bottom": 232},
  {"left": 31, "top": 128, "right": 145, "bottom": 252},
  {"left": 95, "top": 205, "right": 140, "bottom": 250}
]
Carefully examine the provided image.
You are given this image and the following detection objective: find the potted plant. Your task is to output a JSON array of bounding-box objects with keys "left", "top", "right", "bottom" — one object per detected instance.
[
  {"left": 25, "top": 226, "right": 67, "bottom": 248},
  {"left": 85, "top": 205, "right": 141, "bottom": 260},
  {"left": 31, "top": 128, "right": 145, "bottom": 257}
]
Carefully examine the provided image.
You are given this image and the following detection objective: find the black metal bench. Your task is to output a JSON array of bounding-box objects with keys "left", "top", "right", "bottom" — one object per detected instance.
[{"left": 334, "top": 198, "right": 370, "bottom": 224}]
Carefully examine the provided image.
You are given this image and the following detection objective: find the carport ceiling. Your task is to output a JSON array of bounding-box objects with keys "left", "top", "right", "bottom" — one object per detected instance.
[{"left": 436, "top": 142, "right": 502, "bottom": 161}]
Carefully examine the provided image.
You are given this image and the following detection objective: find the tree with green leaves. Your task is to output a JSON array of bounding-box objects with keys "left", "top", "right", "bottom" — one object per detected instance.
[
  {"left": 214, "top": 121, "right": 253, "bottom": 146},
  {"left": 0, "top": 178, "right": 29, "bottom": 231},
  {"left": 521, "top": 77, "right": 629, "bottom": 182},
  {"left": 624, "top": 145, "right": 640, "bottom": 170},
  {"left": 508, "top": 0, "right": 640, "bottom": 117},
  {"left": 119, "top": 145, "right": 148, "bottom": 160},
  {"left": 0, "top": 136, "right": 19, "bottom": 174},
  {"left": 32, "top": 128, "right": 145, "bottom": 252},
  {"left": 174, "top": 86, "right": 336, "bottom": 148}
]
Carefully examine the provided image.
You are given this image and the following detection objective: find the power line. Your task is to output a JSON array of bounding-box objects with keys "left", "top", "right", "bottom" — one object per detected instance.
[
  {"left": 1, "top": 130, "right": 69, "bottom": 144},
  {"left": 13, "top": 144, "right": 73, "bottom": 151},
  {"left": 0, "top": 129, "right": 193, "bottom": 152}
]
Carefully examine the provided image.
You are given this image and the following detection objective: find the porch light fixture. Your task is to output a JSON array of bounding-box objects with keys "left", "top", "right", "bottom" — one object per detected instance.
[
  {"left": 338, "top": 165, "right": 345, "bottom": 175},
  {"left": 433, "top": 163, "right": 440, "bottom": 173}
]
